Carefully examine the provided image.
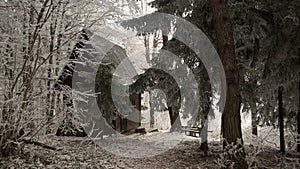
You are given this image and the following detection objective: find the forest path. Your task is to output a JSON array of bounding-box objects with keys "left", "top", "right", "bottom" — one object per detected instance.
[{"left": 0, "top": 133, "right": 299, "bottom": 168}]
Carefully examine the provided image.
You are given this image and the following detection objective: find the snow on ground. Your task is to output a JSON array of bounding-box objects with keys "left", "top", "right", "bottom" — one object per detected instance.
[
  {"left": 1, "top": 109, "right": 299, "bottom": 168},
  {"left": 96, "top": 131, "right": 198, "bottom": 158},
  {"left": 2, "top": 131, "right": 300, "bottom": 168}
]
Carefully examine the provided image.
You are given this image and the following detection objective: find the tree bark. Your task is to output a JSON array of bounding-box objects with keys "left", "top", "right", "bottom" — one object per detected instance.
[
  {"left": 251, "top": 109, "right": 258, "bottom": 136},
  {"left": 210, "top": 0, "right": 247, "bottom": 168},
  {"left": 278, "top": 86, "right": 285, "bottom": 153},
  {"left": 199, "top": 72, "right": 210, "bottom": 153},
  {"left": 46, "top": 5, "right": 58, "bottom": 134},
  {"left": 250, "top": 102, "right": 258, "bottom": 136},
  {"left": 297, "top": 71, "right": 300, "bottom": 152},
  {"left": 150, "top": 91, "right": 155, "bottom": 128},
  {"left": 199, "top": 121, "right": 208, "bottom": 153}
]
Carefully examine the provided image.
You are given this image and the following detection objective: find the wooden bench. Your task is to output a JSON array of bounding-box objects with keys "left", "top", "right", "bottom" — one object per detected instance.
[
  {"left": 183, "top": 126, "right": 213, "bottom": 138},
  {"left": 183, "top": 126, "right": 201, "bottom": 138}
]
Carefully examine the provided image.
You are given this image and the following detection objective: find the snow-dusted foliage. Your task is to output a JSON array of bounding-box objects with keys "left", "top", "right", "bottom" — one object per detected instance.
[{"left": 0, "top": 0, "right": 137, "bottom": 156}]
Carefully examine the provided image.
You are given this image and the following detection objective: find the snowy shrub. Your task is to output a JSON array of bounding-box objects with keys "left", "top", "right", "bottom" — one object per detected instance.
[
  {"left": 215, "top": 139, "right": 248, "bottom": 169},
  {"left": 0, "top": 0, "right": 126, "bottom": 156}
]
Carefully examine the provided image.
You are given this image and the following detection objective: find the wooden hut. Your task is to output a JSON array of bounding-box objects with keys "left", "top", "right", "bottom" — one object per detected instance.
[{"left": 54, "top": 29, "right": 142, "bottom": 136}]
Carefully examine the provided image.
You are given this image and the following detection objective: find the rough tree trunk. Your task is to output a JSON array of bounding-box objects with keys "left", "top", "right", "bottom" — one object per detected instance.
[
  {"left": 278, "top": 86, "right": 285, "bottom": 153},
  {"left": 252, "top": 109, "right": 258, "bottom": 136},
  {"left": 199, "top": 120, "right": 208, "bottom": 153},
  {"left": 298, "top": 71, "right": 300, "bottom": 152},
  {"left": 199, "top": 71, "right": 211, "bottom": 152},
  {"left": 210, "top": 0, "right": 247, "bottom": 168},
  {"left": 150, "top": 91, "right": 155, "bottom": 128},
  {"left": 250, "top": 103, "right": 258, "bottom": 136}
]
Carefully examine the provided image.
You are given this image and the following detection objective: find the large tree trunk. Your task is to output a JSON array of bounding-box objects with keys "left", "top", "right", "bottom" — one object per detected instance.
[
  {"left": 199, "top": 93, "right": 210, "bottom": 152},
  {"left": 251, "top": 108, "right": 258, "bottom": 136},
  {"left": 298, "top": 71, "right": 300, "bottom": 152},
  {"left": 210, "top": 0, "right": 247, "bottom": 168},
  {"left": 150, "top": 91, "right": 155, "bottom": 128},
  {"left": 199, "top": 70, "right": 211, "bottom": 152},
  {"left": 199, "top": 120, "right": 208, "bottom": 153},
  {"left": 250, "top": 102, "right": 258, "bottom": 136},
  {"left": 278, "top": 86, "right": 285, "bottom": 153}
]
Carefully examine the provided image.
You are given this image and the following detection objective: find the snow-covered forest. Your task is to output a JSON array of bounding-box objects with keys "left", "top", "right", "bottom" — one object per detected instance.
[{"left": 0, "top": 0, "right": 299, "bottom": 168}]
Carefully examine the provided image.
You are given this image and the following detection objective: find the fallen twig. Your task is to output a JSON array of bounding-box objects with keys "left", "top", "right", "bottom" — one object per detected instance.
[{"left": 21, "top": 139, "right": 62, "bottom": 151}]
